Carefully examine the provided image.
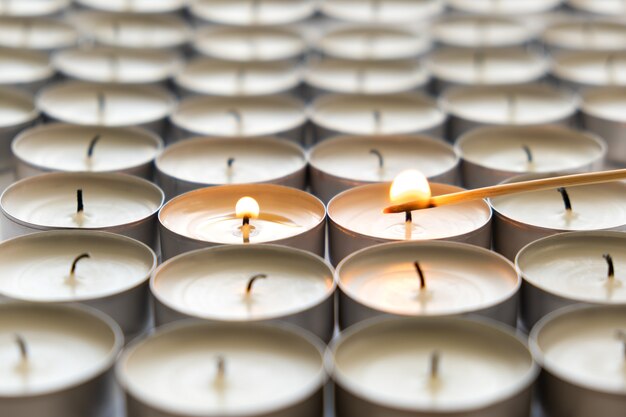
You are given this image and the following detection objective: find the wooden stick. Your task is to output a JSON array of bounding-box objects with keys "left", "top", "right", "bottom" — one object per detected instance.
[{"left": 383, "top": 169, "right": 626, "bottom": 214}]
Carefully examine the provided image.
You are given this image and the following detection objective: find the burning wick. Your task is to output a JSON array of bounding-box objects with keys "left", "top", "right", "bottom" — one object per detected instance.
[
  {"left": 506, "top": 94, "right": 517, "bottom": 124},
  {"left": 245, "top": 273, "right": 267, "bottom": 295},
  {"left": 556, "top": 187, "right": 573, "bottom": 212},
  {"left": 372, "top": 110, "right": 382, "bottom": 134},
  {"left": 68, "top": 253, "right": 90, "bottom": 286},
  {"left": 214, "top": 355, "right": 226, "bottom": 387},
  {"left": 389, "top": 170, "right": 432, "bottom": 240},
  {"left": 235, "top": 196, "right": 260, "bottom": 244},
  {"left": 414, "top": 261, "right": 426, "bottom": 290},
  {"left": 603, "top": 253, "right": 615, "bottom": 281},
  {"left": 227, "top": 109, "right": 243, "bottom": 136}
]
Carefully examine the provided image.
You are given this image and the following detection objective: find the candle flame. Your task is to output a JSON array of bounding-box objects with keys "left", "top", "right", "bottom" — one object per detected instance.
[
  {"left": 235, "top": 196, "right": 260, "bottom": 219},
  {"left": 389, "top": 170, "right": 431, "bottom": 205}
]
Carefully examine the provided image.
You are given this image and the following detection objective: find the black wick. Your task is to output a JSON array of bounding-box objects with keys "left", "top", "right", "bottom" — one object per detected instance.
[
  {"left": 373, "top": 109, "right": 382, "bottom": 129},
  {"left": 369, "top": 149, "right": 384, "bottom": 168},
  {"left": 414, "top": 261, "right": 426, "bottom": 290},
  {"left": 245, "top": 274, "right": 267, "bottom": 294},
  {"left": 216, "top": 355, "right": 226, "bottom": 379},
  {"left": 522, "top": 145, "right": 533, "bottom": 163},
  {"left": 70, "top": 253, "right": 90, "bottom": 275},
  {"left": 227, "top": 157, "right": 235, "bottom": 168},
  {"left": 429, "top": 350, "right": 440, "bottom": 379},
  {"left": 603, "top": 253, "right": 615, "bottom": 279},
  {"left": 87, "top": 134, "right": 101, "bottom": 158},
  {"left": 556, "top": 187, "right": 573, "bottom": 211},
  {"left": 405, "top": 210, "right": 412, "bottom": 223},
  {"left": 15, "top": 334, "right": 28, "bottom": 361},
  {"left": 76, "top": 189, "right": 84, "bottom": 214},
  {"left": 97, "top": 92, "right": 105, "bottom": 114}
]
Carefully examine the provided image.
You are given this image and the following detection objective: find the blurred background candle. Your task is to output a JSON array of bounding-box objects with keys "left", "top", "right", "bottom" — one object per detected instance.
[
  {"left": 0, "top": 86, "right": 39, "bottom": 171},
  {"left": 0, "top": 16, "right": 78, "bottom": 52},
  {"left": 75, "top": 0, "right": 186, "bottom": 14},
  {"left": 319, "top": 0, "right": 444, "bottom": 24},
  {"left": 447, "top": 0, "right": 562, "bottom": 15},
  {"left": 432, "top": 15, "right": 534, "bottom": 49},
  {"left": 12, "top": 123, "right": 163, "bottom": 179},
  {"left": 552, "top": 50, "right": 626, "bottom": 89},
  {"left": 581, "top": 86, "right": 626, "bottom": 165},
  {"left": 190, "top": 0, "right": 318, "bottom": 26},
  {"left": 0, "top": 47, "right": 54, "bottom": 93},
  {"left": 567, "top": 0, "right": 626, "bottom": 16},
  {"left": 0, "top": 0, "right": 70, "bottom": 17},
  {"left": 542, "top": 19, "right": 626, "bottom": 52}
]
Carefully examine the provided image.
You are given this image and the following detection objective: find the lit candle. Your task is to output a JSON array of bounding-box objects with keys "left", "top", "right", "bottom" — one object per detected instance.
[
  {"left": 156, "top": 136, "right": 306, "bottom": 199},
  {"left": 309, "top": 134, "right": 460, "bottom": 203},
  {"left": 447, "top": 0, "right": 562, "bottom": 15},
  {"left": 337, "top": 240, "right": 520, "bottom": 329},
  {"left": 581, "top": 86, "right": 626, "bottom": 164},
  {"left": 75, "top": 0, "right": 186, "bottom": 14},
  {"left": 0, "top": 16, "right": 78, "bottom": 52},
  {"left": 530, "top": 305, "right": 626, "bottom": 417},
  {"left": 0, "top": 172, "right": 164, "bottom": 248},
  {"left": 190, "top": 0, "right": 318, "bottom": 26},
  {"left": 0, "top": 303, "right": 122, "bottom": 417},
  {"left": 0, "top": 0, "right": 70, "bottom": 17},
  {"left": 568, "top": 0, "right": 626, "bottom": 16},
  {"left": 175, "top": 57, "right": 303, "bottom": 97},
  {"left": 552, "top": 50, "right": 626, "bottom": 89},
  {"left": 320, "top": 0, "right": 444, "bottom": 23},
  {"left": 517, "top": 231, "right": 626, "bottom": 329},
  {"left": 13, "top": 123, "right": 163, "bottom": 179},
  {"left": 310, "top": 93, "right": 445, "bottom": 140},
  {"left": 0, "top": 47, "right": 53, "bottom": 93},
  {"left": 542, "top": 19, "right": 626, "bottom": 52},
  {"left": 432, "top": 15, "right": 534, "bottom": 48},
  {"left": 0, "top": 86, "right": 38, "bottom": 171},
  {"left": 117, "top": 322, "right": 326, "bottom": 417},
  {"left": 170, "top": 95, "right": 306, "bottom": 143},
  {"left": 457, "top": 125, "right": 606, "bottom": 188},
  {"left": 158, "top": 184, "right": 325, "bottom": 260},
  {"left": 151, "top": 244, "right": 335, "bottom": 341},
  {"left": 329, "top": 316, "right": 538, "bottom": 417}
]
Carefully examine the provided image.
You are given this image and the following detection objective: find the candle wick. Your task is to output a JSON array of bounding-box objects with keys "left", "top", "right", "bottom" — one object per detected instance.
[
  {"left": 227, "top": 157, "right": 235, "bottom": 169},
  {"left": 603, "top": 253, "right": 615, "bottom": 280},
  {"left": 506, "top": 93, "right": 516, "bottom": 124},
  {"left": 372, "top": 110, "right": 382, "bottom": 134},
  {"left": 97, "top": 93, "right": 106, "bottom": 123},
  {"left": 369, "top": 149, "right": 384, "bottom": 169},
  {"left": 245, "top": 273, "right": 267, "bottom": 295},
  {"left": 474, "top": 50, "right": 486, "bottom": 83},
  {"left": 414, "top": 261, "right": 426, "bottom": 290},
  {"left": 404, "top": 210, "right": 413, "bottom": 239},
  {"left": 227, "top": 109, "right": 243, "bottom": 136},
  {"left": 87, "top": 134, "right": 101, "bottom": 159},
  {"left": 429, "top": 350, "right": 440, "bottom": 380},
  {"left": 15, "top": 334, "right": 28, "bottom": 362},
  {"left": 70, "top": 253, "right": 90, "bottom": 276},
  {"left": 556, "top": 187, "right": 573, "bottom": 212},
  {"left": 76, "top": 189, "right": 84, "bottom": 214},
  {"left": 242, "top": 216, "right": 251, "bottom": 243},
  {"left": 214, "top": 355, "right": 226, "bottom": 385},
  {"left": 522, "top": 145, "right": 533, "bottom": 164}
]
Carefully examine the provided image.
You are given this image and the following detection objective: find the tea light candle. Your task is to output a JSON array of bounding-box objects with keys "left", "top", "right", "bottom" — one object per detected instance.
[
  {"left": 0, "top": 47, "right": 54, "bottom": 93},
  {"left": 53, "top": 46, "right": 182, "bottom": 86},
  {"left": 151, "top": 244, "right": 335, "bottom": 342},
  {"left": 0, "top": 230, "right": 156, "bottom": 337},
  {"left": 552, "top": 50, "right": 626, "bottom": 89},
  {"left": 517, "top": 231, "right": 626, "bottom": 330},
  {"left": 457, "top": 126, "right": 606, "bottom": 188},
  {"left": 0, "top": 172, "right": 164, "bottom": 248},
  {"left": 581, "top": 86, "right": 626, "bottom": 164},
  {"left": 0, "top": 86, "right": 39, "bottom": 171},
  {"left": 0, "top": 16, "right": 78, "bottom": 52},
  {"left": 36, "top": 81, "right": 176, "bottom": 134},
  {"left": 156, "top": 136, "right": 306, "bottom": 199},
  {"left": 328, "top": 181, "right": 492, "bottom": 265},
  {"left": 0, "top": 303, "right": 122, "bottom": 417},
  {"left": 336, "top": 240, "right": 519, "bottom": 329},
  {"left": 428, "top": 47, "right": 548, "bottom": 92},
  {"left": 159, "top": 184, "right": 326, "bottom": 260},
  {"left": 529, "top": 305, "right": 626, "bottom": 417},
  {"left": 75, "top": 0, "right": 186, "bottom": 14},
  {"left": 190, "top": 0, "right": 318, "bottom": 26},
  {"left": 309, "top": 134, "right": 460, "bottom": 203},
  {"left": 432, "top": 15, "right": 534, "bottom": 48},
  {"left": 568, "top": 0, "right": 626, "bottom": 16},
  {"left": 12, "top": 123, "right": 163, "bottom": 179},
  {"left": 442, "top": 84, "right": 579, "bottom": 139},
  {"left": 117, "top": 321, "right": 326, "bottom": 417},
  {"left": 447, "top": 0, "right": 562, "bottom": 15},
  {"left": 194, "top": 26, "right": 306, "bottom": 62},
  {"left": 170, "top": 95, "right": 306, "bottom": 143},
  {"left": 542, "top": 19, "right": 626, "bottom": 52},
  {"left": 174, "top": 58, "right": 303, "bottom": 97},
  {"left": 320, "top": 0, "right": 444, "bottom": 23},
  {"left": 328, "top": 316, "right": 538, "bottom": 417},
  {"left": 491, "top": 173, "right": 626, "bottom": 261},
  {"left": 305, "top": 57, "right": 430, "bottom": 96},
  {"left": 0, "top": 0, "right": 70, "bottom": 17},
  {"left": 310, "top": 93, "right": 445, "bottom": 140},
  {"left": 315, "top": 25, "right": 431, "bottom": 60}
]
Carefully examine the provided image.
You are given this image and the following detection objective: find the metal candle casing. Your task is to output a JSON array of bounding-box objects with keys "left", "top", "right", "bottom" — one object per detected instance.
[
  {"left": 580, "top": 86, "right": 626, "bottom": 164},
  {"left": 0, "top": 86, "right": 39, "bottom": 170}
]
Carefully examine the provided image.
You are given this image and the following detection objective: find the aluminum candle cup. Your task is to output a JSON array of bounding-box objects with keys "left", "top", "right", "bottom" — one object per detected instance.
[
  {"left": 315, "top": 25, "right": 431, "bottom": 61},
  {"left": 0, "top": 230, "right": 156, "bottom": 337},
  {"left": 0, "top": 86, "right": 39, "bottom": 171},
  {"left": 327, "top": 182, "right": 492, "bottom": 266},
  {"left": 309, "top": 135, "right": 460, "bottom": 203},
  {"left": 194, "top": 26, "right": 306, "bottom": 62},
  {"left": 336, "top": 241, "right": 520, "bottom": 329},
  {"left": 151, "top": 244, "right": 335, "bottom": 342},
  {"left": 190, "top": 0, "right": 318, "bottom": 26},
  {"left": 174, "top": 58, "right": 303, "bottom": 98},
  {"left": 0, "top": 303, "right": 123, "bottom": 417},
  {"left": 75, "top": 0, "right": 186, "bottom": 14},
  {"left": 156, "top": 137, "right": 306, "bottom": 199},
  {"left": 53, "top": 46, "right": 182, "bottom": 86},
  {"left": 581, "top": 86, "right": 626, "bottom": 164},
  {"left": 310, "top": 93, "right": 445, "bottom": 141},
  {"left": 328, "top": 316, "right": 539, "bottom": 417},
  {"left": 159, "top": 184, "right": 326, "bottom": 260},
  {"left": 552, "top": 51, "right": 626, "bottom": 89},
  {"left": 320, "top": 0, "right": 444, "bottom": 24},
  {"left": 13, "top": 123, "right": 163, "bottom": 179},
  {"left": 542, "top": 19, "right": 626, "bottom": 52},
  {"left": 441, "top": 84, "right": 578, "bottom": 139},
  {"left": 529, "top": 304, "right": 626, "bottom": 417},
  {"left": 517, "top": 231, "right": 626, "bottom": 330},
  {"left": 428, "top": 47, "right": 548, "bottom": 92},
  {"left": 0, "top": 0, "right": 70, "bottom": 17},
  {"left": 0, "top": 172, "right": 164, "bottom": 249},
  {"left": 117, "top": 321, "right": 326, "bottom": 417},
  {"left": 491, "top": 173, "right": 626, "bottom": 261},
  {"left": 568, "top": 0, "right": 626, "bottom": 15},
  {"left": 456, "top": 126, "right": 606, "bottom": 188},
  {"left": 447, "top": 0, "right": 562, "bottom": 15},
  {"left": 36, "top": 81, "right": 176, "bottom": 135},
  {"left": 0, "top": 17, "right": 78, "bottom": 52},
  {"left": 0, "top": 47, "right": 54, "bottom": 93},
  {"left": 432, "top": 15, "right": 534, "bottom": 49},
  {"left": 170, "top": 95, "right": 307, "bottom": 143},
  {"left": 305, "top": 57, "right": 430, "bottom": 96}
]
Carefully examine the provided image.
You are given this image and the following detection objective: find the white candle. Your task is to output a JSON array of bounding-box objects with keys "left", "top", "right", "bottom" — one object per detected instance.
[
  {"left": 53, "top": 46, "right": 182, "bottom": 85},
  {"left": 0, "top": 0, "right": 70, "bottom": 17},
  {"left": 175, "top": 58, "right": 303, "bottom": 97},
  {"left": 117, "top": 321, "right": 325, "bottom": 417},
  {"left": 12, "top": 123, "right": 163, "bottom": 179},
  {"left": 305, "top": 57, "right": 429, "bottom": 95},
  {"left": 568, "top": 0, "right": 626, "bottom": 15},
  {"left": 581, "top": 86, "right": 626, "bottom": 164},
  {"left": 543, "top": 19, "right": 626, "bottom": 52},
  {"left": 316, "top": 26, "right": 430, "bottom": 60},
  {"left": 552, "top": 50, "right": 626, "bottom": 88},
  {"left": 310, "top": 93, "right": 445, "bottom": 139},
  {"left": 190, "top": 0, "right": 317, "bottom": 26},
  {"left": 76, "top": 0, "right": 186, "bottom": 14},
  {"left": 0, "top": 47, "right": 53, "bottom": 92},
  {"left": 320, "top": 0, "right": 444, "bottom": 23},
  {"left": 156, "top": 136, "right": 306, "bottom": 198},
  {"left": 0, "top": 86, "right": 39, "bottom": 171},
  {"left": 0, "top": 16, "right": 78, "bottom": 51},
  {"left": 432, "top": 15, "right": 533, "bottom": 48},
  {"left": 447, "top": 0, "right": 562, "bottom": 14},
  {"left": 194, "top": 26, "right": 306, "bottom": 62}
]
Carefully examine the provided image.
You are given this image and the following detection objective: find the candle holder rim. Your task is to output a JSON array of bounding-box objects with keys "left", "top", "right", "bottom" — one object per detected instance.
[
  {"left": 580, "top": 85, "right": 626, "bottom": 122},
  {"left": 0, "top": 0, "right": 71, "bottom": 17},
  {"left": 0, "top": 46, "right": 55, "bottom": 80},
  {"left": 75, "top": 0, "right": 187, "bottom": 14},
  {"left": 551, "top": 49, "right": 626, "bottom": 86},
  {"left": 319, "top": 0, "right": 445, "bottom": 23},
  {"left": 0, "top": 85, "right": 40, "bottom": 128},
  {"left": 446, "top": 0, "right": 561, "bottom": 15},
  {"left": 190, "top": 0, "right": 319, "bottom": 26},
  {"left": 431, "top": 14, "right": 533, "bottom": 47}
]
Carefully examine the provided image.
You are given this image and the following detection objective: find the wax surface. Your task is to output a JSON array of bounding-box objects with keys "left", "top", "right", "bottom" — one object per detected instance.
[
  {"left": 583, "top": 87, "right": 626, "bottom": 122},
  {"left": 121, "top": 325, "right": 323, "bottom": 414},
  {"left": 77, "top": 0, "right": 185, "bottom": 13},
  {"left": 0, "top": 88, "right": 37, "bottom": 127},
  {"left": 0, "top": 48, "right": 52, "bottom": 84},
  {"left": 433, "top": 16, "right": 530, "bottom": 47},
  {"left": 448, "top": 0, "right": 560, "bottom": 14},
  {"left": 191, "top": 0, "right": 316, "bottom": 25},
  {"left": 0, "top": 0, "right": 69, "bottom": 16},
  {"left": 321, "top": 0, "right": 443, "bottom": 23},
  {"left": 554, "top": 52, "right": 626, "bottom": 86},
  {"left": 0, "top": 17, "right": 77, "bottom": 50},
  {"left": 157, "top": 138, "right": 304, "bottom": 185},
  {"left": 154, "top": 246, "right": 332, "bottom": 320},
  {"left": 543, "top": 21, "right": 626, "bottom": 51},
  {"left": 0, "top": 306, "right": 115, "bottom": 395},
  {"left": 569, "top": 0, "right": 626, "bottom": 15}
]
